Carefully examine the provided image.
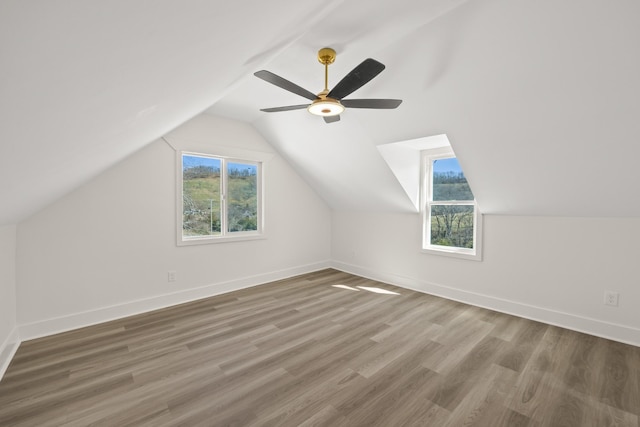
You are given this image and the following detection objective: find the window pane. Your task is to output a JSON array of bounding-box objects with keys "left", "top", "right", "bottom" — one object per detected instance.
[
  {"left": 430, "top": 205, "right": 474, "bottom": 249},
  {"left": 227, "top": 162, "right": 258, "bottom": 233},
  {"left": 432, "top": 158, "right": 474, "bottom": 201},
  {"left": 182, "top": 155, "right": 221, "bottom": 237}
]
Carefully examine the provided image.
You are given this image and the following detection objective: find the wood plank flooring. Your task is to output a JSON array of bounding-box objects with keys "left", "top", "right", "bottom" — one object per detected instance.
[{"left": 1, "top": 269, "right": 639, "bottom": 426}]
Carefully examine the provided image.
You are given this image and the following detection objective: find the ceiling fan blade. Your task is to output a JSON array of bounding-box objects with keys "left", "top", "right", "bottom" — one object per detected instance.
[
  {"left": 327, "top": 58, "right": 386, "bottom": 100},
  {"left": 324, "top": 115, "right": 340, "bottom": 124},
  {"left": 260, "top": 104, "right": 309, "bottom": 113},
  {"left": 341, "top": 99, "right": 402, "bottom": 109},
  {"left": 254, "top": 70, "right": 318, "bottom": 101}
]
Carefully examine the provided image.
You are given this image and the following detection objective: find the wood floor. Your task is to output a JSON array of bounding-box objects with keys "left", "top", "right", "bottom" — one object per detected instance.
[{"left": 1, "top": 269, "right": 638, "bottom": 426}]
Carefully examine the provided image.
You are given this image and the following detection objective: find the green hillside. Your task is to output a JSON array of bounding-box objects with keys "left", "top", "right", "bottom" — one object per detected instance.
[{"left": 183, "top": 165, "right": 257, "bottom": 237}]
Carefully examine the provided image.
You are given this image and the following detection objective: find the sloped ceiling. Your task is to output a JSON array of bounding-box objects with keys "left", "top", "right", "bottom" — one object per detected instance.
[
  {"left": 212, "top": 0, "right": 640, "bottom": 217},
  {"left": 0, "top": 0, "right": 344, "bottom": 225},
  {"left": 2, "top": 0, "right": 640, "bottom": 226}
]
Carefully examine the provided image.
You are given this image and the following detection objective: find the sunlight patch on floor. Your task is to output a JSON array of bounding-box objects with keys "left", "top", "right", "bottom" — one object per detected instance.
[
  {"left": 331, "top": 284, "right": 400, "bottom": 295},
  {"left": 356, "top": 286, "right": 400, "bottom": 295}
]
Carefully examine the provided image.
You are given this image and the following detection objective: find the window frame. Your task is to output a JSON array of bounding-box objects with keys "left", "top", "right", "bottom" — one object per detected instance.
[
  {"left": 177, "top": 151, "right": 264, "bottom": 246},
  {"left": 420, "top": 148, "right": 482, "bottom": 261}
]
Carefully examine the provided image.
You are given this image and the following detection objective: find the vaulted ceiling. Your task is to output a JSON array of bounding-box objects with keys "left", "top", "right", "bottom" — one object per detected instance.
[{"left": 2, "top": 0, "right": 639, "bottom": 226}]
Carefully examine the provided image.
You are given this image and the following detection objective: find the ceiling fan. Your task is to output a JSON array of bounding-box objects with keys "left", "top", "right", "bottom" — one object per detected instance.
[{"left": 254, "top": 48, "right": 402, "bottom": 124}]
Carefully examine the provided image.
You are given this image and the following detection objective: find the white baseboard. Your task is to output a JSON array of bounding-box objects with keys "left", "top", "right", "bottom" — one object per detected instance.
[
  {"left": 19, "top": 261, "right": 331, "bottom": 342},
  {"left": 0, "top": 327, "right": 20, "bottom": 381},
  {"left": 331, "top": 261, "right": 640, "bottom": 347}
]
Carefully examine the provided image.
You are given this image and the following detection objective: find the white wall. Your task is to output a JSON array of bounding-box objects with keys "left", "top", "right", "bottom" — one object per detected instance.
[
  {"left": 332, "top": 212, "right": 640, "bottom": 346},
  {"left": 9, "top": 112, "right": 640, "bottom": 357},
  {"left": 16, "top": 115, "right": 331, "bottom": 339},
  {"left": 0, "top": 224, "right": 18, "bottom": 378}
]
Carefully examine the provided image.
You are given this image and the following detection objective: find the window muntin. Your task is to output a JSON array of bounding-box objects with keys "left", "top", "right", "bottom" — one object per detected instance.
[
  {"left": 422, "top": 150, "right": 481, "bottom": 260},
  {"left": 180, "top": 153, "right": 262, "bottom": 244}
]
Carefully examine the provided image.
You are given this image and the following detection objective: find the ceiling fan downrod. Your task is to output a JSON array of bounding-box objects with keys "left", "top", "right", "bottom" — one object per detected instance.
[{"left": 317, "top": 47, "right": 336, "bottom": 93}]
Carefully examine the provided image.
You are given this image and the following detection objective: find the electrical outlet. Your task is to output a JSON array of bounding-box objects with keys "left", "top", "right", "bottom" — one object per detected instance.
[
  {"left": 168, "top": 270, "right": 177, "bottom": 282},
  {"left": 604, "top": 291, "right": 619, "bottom": 307}
]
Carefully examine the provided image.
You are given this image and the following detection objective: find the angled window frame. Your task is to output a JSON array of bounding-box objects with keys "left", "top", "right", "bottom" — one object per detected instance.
[
  {"left": 177, "top": 151, "right": 265, "bottom": 246},
  {"left": 420, "top": 147, "right": 483, "bottom": 261}
]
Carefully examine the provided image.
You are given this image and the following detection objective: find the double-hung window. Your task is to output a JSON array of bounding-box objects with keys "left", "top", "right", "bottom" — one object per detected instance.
[
  {"left": 179, "top": 152, "right": 262, "bottom": 245},
  {"left": 422, "top": 148, "right": 482, "bottom": 260}
]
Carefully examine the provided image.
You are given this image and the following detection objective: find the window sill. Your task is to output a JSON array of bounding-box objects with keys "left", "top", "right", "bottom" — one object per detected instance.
[
  {"left": 178, "top": 232, "right": 266, "bottom": 246},
  {"left": 421, "top": 246, "right": 482, "bottom": 261}
]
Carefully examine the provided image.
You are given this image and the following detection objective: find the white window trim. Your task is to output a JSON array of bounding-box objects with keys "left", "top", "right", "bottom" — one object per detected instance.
[
  {"left": 177, "top": 151, "right": 266, "bottom": 246},
  {"left": 420, "top": 148, "right": 483, "bottom": 261}
]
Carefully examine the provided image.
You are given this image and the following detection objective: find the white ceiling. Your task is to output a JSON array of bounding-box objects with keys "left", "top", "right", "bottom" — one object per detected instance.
[{"left": 2, "top": 0, "right": 640, "bottom": 226}]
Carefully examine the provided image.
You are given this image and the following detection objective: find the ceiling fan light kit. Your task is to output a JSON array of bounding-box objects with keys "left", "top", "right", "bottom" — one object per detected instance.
[
  {"left": 307, "top": 97, "right": 344, "bottom": 117},
  {"left": 255, "top": 47, "right": 401, "bottom": 123}
]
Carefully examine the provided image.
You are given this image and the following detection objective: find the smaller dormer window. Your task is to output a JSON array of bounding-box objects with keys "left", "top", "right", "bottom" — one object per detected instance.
[{"left": 421, "top": 148, "right": 482, "bottom": 260}]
